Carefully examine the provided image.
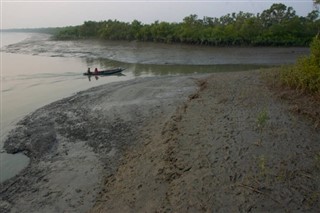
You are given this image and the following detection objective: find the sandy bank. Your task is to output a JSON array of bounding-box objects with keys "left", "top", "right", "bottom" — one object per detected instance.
[
  {"left": 0, "top": 75, "right": 198, "bottom": 213},
  {"left": 92, "top": 71, "right": 320, "bottom": 212}
]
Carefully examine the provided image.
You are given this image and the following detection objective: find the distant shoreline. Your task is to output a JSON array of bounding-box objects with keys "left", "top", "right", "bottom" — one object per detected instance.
[{"left": 0, "top": 27, "right": 60, "bottom": 35}]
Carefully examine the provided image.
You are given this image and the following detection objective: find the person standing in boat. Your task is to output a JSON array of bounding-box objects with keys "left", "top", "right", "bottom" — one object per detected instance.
[
  {"left": 87, "top": 68, "right": 91, "bottom": 74},
  {"left": 94, "top": 68, "right": 99, "bottom": 74}
]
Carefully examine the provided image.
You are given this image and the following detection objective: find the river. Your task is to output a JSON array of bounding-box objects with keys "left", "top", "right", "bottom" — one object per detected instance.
[{"left": 0, "top": 32, "right": 309, "bottom": 183}]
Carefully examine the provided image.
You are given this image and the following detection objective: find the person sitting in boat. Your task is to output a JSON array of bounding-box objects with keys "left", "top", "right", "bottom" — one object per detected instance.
[
  {"left": 94, "top": 68, "right": 99, "bottom": 74},
  {"left": 87, "top": 68, "right": 91, "bottom": 74}
]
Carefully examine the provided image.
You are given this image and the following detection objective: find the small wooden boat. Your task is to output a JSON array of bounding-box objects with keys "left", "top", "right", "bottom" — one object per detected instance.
[{"left": 84, "top": 68, "right": 125, "bottom": 76}]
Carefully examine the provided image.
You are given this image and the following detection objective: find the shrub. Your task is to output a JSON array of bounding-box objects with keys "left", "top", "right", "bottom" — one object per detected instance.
[{"left": 281, "top": 36, "right": 320, "bottom": 93}]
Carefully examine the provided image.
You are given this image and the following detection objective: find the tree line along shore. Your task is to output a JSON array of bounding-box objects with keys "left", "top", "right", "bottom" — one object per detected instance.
[{"left": 54, "top": 3, "right": 319, "bottom": 46}]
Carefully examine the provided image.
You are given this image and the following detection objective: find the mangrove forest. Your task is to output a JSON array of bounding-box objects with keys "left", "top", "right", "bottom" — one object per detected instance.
[{"left": 55, "top": 3, "right": 319, "bottom": 46}]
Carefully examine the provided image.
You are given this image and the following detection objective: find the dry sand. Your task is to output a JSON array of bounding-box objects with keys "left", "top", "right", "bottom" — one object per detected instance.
[{"left": 1, "top": 71, "right": 320, "bottom": 212}]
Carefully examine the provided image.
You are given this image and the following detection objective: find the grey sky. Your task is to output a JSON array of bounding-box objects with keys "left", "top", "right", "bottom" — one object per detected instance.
[{"left": 1, "top": 0, "right": 316, "bottom": 29}]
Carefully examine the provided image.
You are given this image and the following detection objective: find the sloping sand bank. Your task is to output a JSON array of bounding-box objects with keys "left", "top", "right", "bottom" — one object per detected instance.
[
  {"left": 92, "top": 71, "right": 320, "bottom": 212},
  {"left": 1, "top": 71, "right": 320, "bottom": 212}
]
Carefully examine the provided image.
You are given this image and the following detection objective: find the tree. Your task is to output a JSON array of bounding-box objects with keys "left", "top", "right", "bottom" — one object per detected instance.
[
  {"left": 130, "top": 20, "right": 142, "bottom": 40},
  {"left": 307, "top": 10, "right": 319, "bottom": 21},
  {"left": 183, "top": 14, "right": 199, "bottom": 26},
  {"left": 260, "top": 3, "right": 296, "bottom": 27},
  {"left": 79, "top": 21, "right": 99, "bottom": 37}
]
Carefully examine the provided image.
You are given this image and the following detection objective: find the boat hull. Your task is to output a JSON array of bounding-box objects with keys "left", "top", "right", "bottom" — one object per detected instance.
[{"left": 84, "top": 68, "right": 124, "bottom": 76}]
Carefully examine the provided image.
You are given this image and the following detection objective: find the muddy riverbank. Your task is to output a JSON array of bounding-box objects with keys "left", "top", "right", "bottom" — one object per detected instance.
[{"left": 1, "top": 70, "right": 320, "bottom": 212}]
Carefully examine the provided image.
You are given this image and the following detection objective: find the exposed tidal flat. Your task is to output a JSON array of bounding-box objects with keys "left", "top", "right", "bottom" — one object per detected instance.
[{"left": 1, "top": 33, "right": 319, "bottom": 212}]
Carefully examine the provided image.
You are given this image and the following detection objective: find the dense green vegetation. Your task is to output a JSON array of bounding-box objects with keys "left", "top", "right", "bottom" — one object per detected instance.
[
  {"left": 281, "top": 35, "right": 320, "bottom": 93},
  {"left": 55, "top": 3, "right": 319, "bottom": 46},
  {"left": 279, "top": 0, "right": 320, "bottom": 93}
]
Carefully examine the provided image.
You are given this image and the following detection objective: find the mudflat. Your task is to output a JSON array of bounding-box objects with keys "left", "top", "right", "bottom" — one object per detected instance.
[{"left": 1, "top": 71, "right": 320, "bottom": 212}]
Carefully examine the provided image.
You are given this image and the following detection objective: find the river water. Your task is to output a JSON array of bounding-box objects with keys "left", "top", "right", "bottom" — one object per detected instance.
[{"left": 0, "top": 32, "right": 309, "bottom": 183}]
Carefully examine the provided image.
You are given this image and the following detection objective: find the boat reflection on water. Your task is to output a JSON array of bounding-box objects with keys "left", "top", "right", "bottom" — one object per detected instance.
[
  {"left": 88, "top": 75, "right": 99, "bottom": 81},
  {"left": 87, "top": 72, "right": 126, "bottom": 81}
]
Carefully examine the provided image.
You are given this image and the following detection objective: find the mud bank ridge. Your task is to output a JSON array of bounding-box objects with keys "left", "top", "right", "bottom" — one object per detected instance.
[{"left": 1, "top": 71, "right": 320, "bottom": 212}]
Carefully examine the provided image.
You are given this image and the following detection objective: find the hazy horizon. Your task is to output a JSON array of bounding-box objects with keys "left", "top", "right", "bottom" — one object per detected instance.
[{"left": 0, "top": 0, "right": 316, "bottom": 30}]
